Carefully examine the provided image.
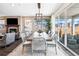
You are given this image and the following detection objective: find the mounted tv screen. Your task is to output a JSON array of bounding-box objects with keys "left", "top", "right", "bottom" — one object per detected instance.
[{"left": 7, "top": 18, "right": 18, "bottom": 25}]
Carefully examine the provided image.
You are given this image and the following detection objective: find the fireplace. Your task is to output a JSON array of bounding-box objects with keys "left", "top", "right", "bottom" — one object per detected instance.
[
  {"left": 8, "top": 27, "right": 17, "bottom": 33},
  {"left": 6, "top": 25, "right": 19, "bottom": 33},
  {"left": 9, "top": 28, "right": 17, "bottom": 33},
  {"left": 6, "top": 18, "right": 19, "bottom": 33}
]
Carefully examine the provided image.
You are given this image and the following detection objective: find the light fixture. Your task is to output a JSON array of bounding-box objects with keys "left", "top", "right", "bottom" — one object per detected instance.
[{"left": 35, "top": 3, "right": 43, "bottom": 31}]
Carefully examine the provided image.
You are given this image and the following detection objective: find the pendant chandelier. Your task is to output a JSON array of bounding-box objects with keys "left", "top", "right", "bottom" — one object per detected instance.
[{"left": 35, "top": 3, "right": 43, "bottom": 31}]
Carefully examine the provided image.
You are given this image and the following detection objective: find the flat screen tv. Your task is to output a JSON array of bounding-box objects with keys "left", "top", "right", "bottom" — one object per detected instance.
[{"left": 7, "top": 18, "right": 18, "bottom": 25}]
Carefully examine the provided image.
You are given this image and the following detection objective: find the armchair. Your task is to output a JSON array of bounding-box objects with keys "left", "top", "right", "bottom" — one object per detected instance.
[{"left": 0, "top": 33, "right": 15, "bottom": 47}]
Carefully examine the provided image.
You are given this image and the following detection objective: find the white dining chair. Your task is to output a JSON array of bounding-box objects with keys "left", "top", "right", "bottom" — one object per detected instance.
[
  {"left": 42, "top": 32, "right": 49, "bottom": 40},
  {"left": 33, "top": 31, "right": 39, "bottom": 38},
  {"left": 46, "top": 33, "right": 58, "bottom": 55},
  {"left": 21, "top": 33, "right": 31, "bottom": 54},
  {"left": 32, "top": 37, "right": 47, "bottom": 55}
]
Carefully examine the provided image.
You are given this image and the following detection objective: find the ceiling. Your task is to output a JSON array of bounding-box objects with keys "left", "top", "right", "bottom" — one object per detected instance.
[
  {"left": 68, "top": 4, "right": 79, "bottom": 16},
  {"left": 0, "top": 3, "right": 62, "bottom": 16}
]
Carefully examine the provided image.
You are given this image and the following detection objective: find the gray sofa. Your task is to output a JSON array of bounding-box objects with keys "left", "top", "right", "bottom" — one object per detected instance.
[{"left": 0, "top": 33, "right": 15, "bottom": 47}]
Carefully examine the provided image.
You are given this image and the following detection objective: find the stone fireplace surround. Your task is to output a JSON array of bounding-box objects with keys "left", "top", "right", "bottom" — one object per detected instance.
[
  {"left": 8, "top": 27, "right": 17, "bottom": 33},
  {"left": 6, "top": 25, "right": 19, "bottom": 33}
]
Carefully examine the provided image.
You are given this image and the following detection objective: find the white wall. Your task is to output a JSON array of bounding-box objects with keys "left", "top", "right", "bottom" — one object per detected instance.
[{"left": 51, "top": 15, "right": 55, "bottom": 33}]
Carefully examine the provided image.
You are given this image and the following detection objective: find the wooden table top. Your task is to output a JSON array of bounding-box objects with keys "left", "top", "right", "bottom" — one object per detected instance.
[{"left": 27, "top": 35, "right": 52, "bottom": 41}]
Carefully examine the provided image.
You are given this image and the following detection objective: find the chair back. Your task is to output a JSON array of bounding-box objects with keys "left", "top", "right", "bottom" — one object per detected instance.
[
  {"left": 33, "top": 31, "right": 39, "bottom": 38},
  {"left": 42, "top": 32, "right": 49, "bottom": 40},
  {"left": 21, "top": 33, "right": 26, "bottom": 42},
  {"left": 51, "top": 33, "right": 58, "bottom": 43},
  {"left": 6, "top": 33, "right": 15, "bottom": 45},
  {"left": 32, "top": 37, "right": 46, "bottom": 50}
]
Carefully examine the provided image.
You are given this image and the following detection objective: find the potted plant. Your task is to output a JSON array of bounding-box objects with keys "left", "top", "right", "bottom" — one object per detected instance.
[{"left": 46, "top": 19, "right": 51, "bottom": 34}]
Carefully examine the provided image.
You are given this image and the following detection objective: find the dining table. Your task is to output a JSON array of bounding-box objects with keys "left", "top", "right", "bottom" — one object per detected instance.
[{"left": 27, "top": 32, "right": 52, "bottom": 41}]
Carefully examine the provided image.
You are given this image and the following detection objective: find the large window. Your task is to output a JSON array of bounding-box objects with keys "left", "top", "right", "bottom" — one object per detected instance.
[
  {"left": 0, "top": 20, "right": 5, "bottom": 29},
  {"left": 67, "top": 16, "right": 79, "bottom": 55},
  {"left": 66, "top": 4, "right": 79, "bottom": 55},
  {"left": 57, "top": 13, "right": 66, "bottom": 44}
]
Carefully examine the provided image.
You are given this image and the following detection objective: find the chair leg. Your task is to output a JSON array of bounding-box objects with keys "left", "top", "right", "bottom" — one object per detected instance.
[
  {"left": 45, "top": 49, "right": 46, "bottom": 56},
  {"left": 22, "top": 45, "right": 24, "bottom": 55},
  {"left": 32, "top": 49, "right": 33, "bottom": 56},
  {"left": 45, "top": 51, "right": 46, "bottom": 56},
  {"left": 55, "top": 45, "right": 57, "bottom": 55}
]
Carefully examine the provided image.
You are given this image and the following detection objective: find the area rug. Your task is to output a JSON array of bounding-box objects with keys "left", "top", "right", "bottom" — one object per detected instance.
[{"left": 0, "top": 39, "right": 22, "bottom": 56}]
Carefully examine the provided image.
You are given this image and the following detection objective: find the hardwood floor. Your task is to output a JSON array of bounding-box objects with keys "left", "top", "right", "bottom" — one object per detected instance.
[{"left": 8, "top": 41, "right": 70, "bottom": 56}]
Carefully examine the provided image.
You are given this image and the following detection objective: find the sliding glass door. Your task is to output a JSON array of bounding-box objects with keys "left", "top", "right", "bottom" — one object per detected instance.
[{"left": 55, "top": 3, "right": 79, "bottom": 55}]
